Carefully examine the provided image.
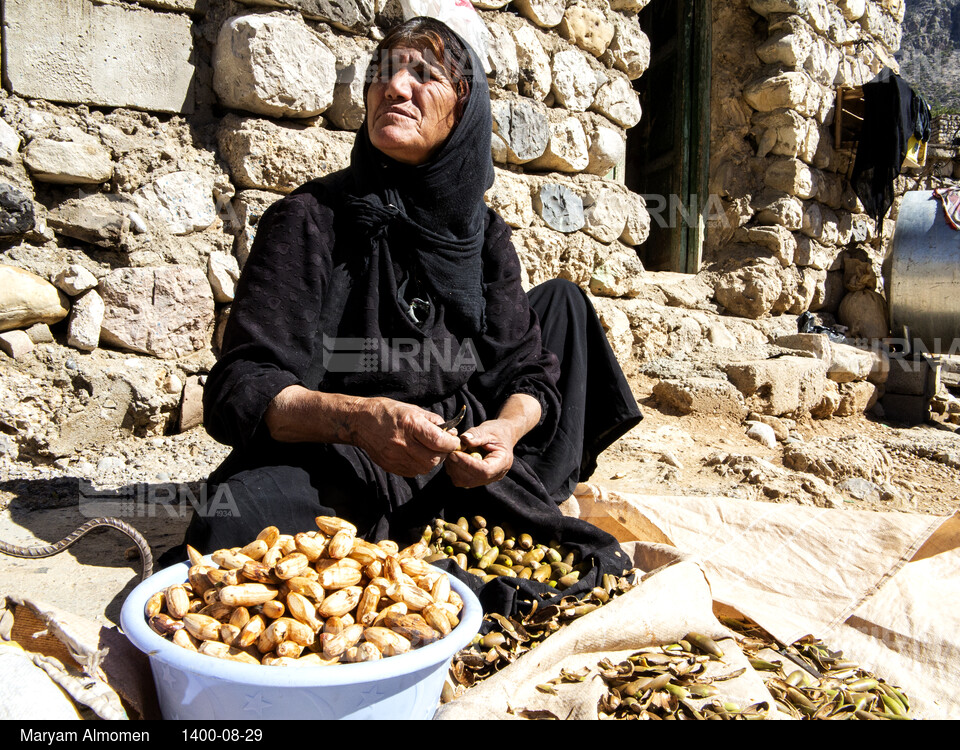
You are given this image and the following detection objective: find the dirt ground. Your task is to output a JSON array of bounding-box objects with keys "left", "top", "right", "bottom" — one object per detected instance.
[
  {"left": 595, "top": 375, "right": 960, "bottom": 517},
  {"left": 1, "top": 373, "right": 959, "bottom": 628}
]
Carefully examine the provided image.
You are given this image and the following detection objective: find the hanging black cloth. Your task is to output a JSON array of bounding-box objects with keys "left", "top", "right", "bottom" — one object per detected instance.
[{"left": 851, "top": 68, "right": 931, "bottom": 227}]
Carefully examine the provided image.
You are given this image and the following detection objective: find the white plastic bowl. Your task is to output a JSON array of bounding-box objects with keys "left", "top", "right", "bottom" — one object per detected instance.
[{"left": 121, "top": 559, "right": 483, "bottom": 720}]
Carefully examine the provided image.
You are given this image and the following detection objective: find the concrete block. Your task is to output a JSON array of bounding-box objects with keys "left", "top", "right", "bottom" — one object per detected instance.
[{"left": 3, "top": 0, "right": 195, "bottom": 114}]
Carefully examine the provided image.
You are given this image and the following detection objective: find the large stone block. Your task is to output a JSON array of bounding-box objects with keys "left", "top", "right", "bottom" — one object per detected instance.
[
  {"left": 551, "top": 49, "right": 601, "bottom": 112},
  {"left": 217, "top": 115, "right": 353, "bottom": 194},
  {"left": 230, "top": 190, "right": 283, "bottom": 267},
  {"left": 4, "top": 0, "right": 194, "bottom": 114},
  {"left": 757, "top": 20, "right": 814, "bottom": 68},
  {"left": 24, "top": 138, "right": 113, "bottom": 185},
  {"left": 67, "top": 289, "right": 105, "bottom": 352},
  {"left": 491, "top": 98, "right": 550, "bottom": 164},
  {"left": 589, "top": 243, "right": 643, "bottom": 298},
  {"left": 327, "top": 50, "right": 373, "bottom": 131},
  {"left": 620, "top": 191, "right": 650, "bottom": 246},
  {"left": 753, "top": 189, "right": 804, "bottom": 230},
  {"left": 512, "top": 226, "right": 595, "bottom": 288},
  {"left": 652, "top": 377, "right": 749, "bottom": 419},
  {"left": 0, "top": 265, "right": 70, "bottom": 333},
  {"left": 513, "top": 0, "right": 565, "bottom": 28},
  {"left": 534, "top": 183, "right": 584, "bottom": 233},
  {"left": 513, "top": 25, "right": 552, "bottom": 101},
  {"left": 0, "top": 183, "right": 35, "bottom": 236},
  {"left": 749, "top": 0, "right": 808, "bottom": 15},
  {"left": 213, "top": 13, "right": 337, "bottom": 119},
  {"left": 714, "top": 261, "right": 783, "bottom": 319},
  {"left": 838, "top": 290, "right": 888, "bottom": 340},
  {"left": 582, "top": 185, "right": 628, "bottom": 244},
  {"left": 135, "top": 172, "right": 217, "bottom": 236},
  {"left": 753, "top": 109, "right": 819, "bottom": 163},
  {"left": 580, "top": 113, "right": 625, "bottom": 177},
  {"left": 744, "top": 72, "right": 819, "bottom": 117},
  {"left": 725, "top": 356, "right": 827, "bottom": 417},
  {"left": 99, "top": 267, "right": 215, "bottom": 359},
  {"left": 485, "top": 169, "right": 535, "bottom": 229},
  {"left": 527, "top": 112, "right": 590, "bottom": 173},
  {"left": 46, "top": 193, "right": 136, "bottom": 249},
  {"left": 486, "top": 22, "right": 520, "bottom": 89},
  {"left": 234, "top": 0, "right": 374, "bottom": 33},
  {"left": 558, "top": 6, "right": 615, "bottom": 57},
  {"left": 605, "top": 13, "right": 650, "bottom": 79},
  {"left": 764, "top": 158, "right": 819, "bottom": 200},
  {"left": 120, "top": 0, "right": 205, "bottom": 11},
  {"left": 591, "top": 74, "right": 642, "bottom": 129}
]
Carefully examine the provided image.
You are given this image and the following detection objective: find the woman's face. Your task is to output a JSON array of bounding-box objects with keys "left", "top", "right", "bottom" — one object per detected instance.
[{"left": 366, "top": 47, "right": 460, "bottom": 166}]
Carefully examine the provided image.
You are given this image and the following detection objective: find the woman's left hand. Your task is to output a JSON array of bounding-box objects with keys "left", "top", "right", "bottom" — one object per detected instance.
[{"left": 444, "top": 419, "right": 516, "bottom": 488}]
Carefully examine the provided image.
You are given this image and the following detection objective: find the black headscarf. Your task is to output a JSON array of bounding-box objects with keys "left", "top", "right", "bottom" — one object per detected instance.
[{"left": 347, "top": 19, "right": 495, "bottom": 335}]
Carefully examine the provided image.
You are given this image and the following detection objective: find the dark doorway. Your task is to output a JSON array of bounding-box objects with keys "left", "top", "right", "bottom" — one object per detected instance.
[{"left": 626, "top": 0, "right": 711, "bottom": 272}]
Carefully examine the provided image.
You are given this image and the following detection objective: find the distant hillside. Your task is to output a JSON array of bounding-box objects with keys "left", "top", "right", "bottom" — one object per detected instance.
[{"left": 897, "top": 0, "right": 960, "bottom": 114}]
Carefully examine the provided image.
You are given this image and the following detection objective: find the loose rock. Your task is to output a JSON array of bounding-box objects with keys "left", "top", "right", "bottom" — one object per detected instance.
[
  {"left": 652, "top": 377, "right": 749, "bottom": 419},
  {"left": 208, "top": 252, "right": 240, "bottom": 304},
  {"left": 746, "top": 421, "right": 778, "bottom": 448},
  {"left": 23, "top": 137, "right": 113, "bottom": 184},
  {"left": 838, "top": 290, "right": 888, "bottom": 340},
  {"left": 179, "top": 375, "right": 204, "bottom": 433},
  {"left": 66, "top": 289, "right": 105, "bottom": 352},
  {"left": 724, "top": 356, "right": 827, "bottom": 417},
  {"left": 0, "top": 183, "right": 36, "bottom": 236},
  {"left": 0, "top": 265, "right": 70, "bottom": 333},
  {"left": 0, "top": 329, "right": 35, "bottom": 359},
  {"left": 55, "top": 264, "right": 99, "bottom": 297}
]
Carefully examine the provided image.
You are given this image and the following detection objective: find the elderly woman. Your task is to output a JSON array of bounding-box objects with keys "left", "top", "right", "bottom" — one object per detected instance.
[{"left": 169, "top": 18, "right": 641, "bottom": 607}]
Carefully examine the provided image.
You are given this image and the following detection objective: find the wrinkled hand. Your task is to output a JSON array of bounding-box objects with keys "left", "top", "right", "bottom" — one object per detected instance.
[
  {"left": 352, "top": 397, "right": 461, "bottom": 477},
  {"left": 444, "top": 419, "right": 517, "bottom": 489}
]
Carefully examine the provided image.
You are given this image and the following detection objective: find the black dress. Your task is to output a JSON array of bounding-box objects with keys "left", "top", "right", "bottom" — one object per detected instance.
[
  {"left": 165, "top": 26, "right": 642, "bottom": 612},
  {"left": 165, "top": 175, "right": 642, "bottom": 613}
]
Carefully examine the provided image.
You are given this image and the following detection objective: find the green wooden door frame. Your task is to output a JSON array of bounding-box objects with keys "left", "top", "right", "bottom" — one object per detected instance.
[
  {"left": 687, "top": 0, "right": 711, "bottom": 274},
  {"left": 628, "top": 0, "right": 711, "bottom": 273}
]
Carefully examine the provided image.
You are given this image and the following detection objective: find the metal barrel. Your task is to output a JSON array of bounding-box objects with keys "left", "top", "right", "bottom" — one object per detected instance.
[{"left": 889, "top": 190, "right": 960, "bottom": 353}]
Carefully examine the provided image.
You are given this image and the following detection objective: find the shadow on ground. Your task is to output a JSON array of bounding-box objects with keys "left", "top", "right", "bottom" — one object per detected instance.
[{"left": 0, "top": 476, "right": 201, "bottom": 624}]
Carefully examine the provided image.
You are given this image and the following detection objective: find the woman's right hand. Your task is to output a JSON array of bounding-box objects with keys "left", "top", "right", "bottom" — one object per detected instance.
[
  {"left": 266, "top": 387, "right": 460, "bottom": 476},
  {"left": 351, "top": 397, "right": 462, "bottom": 477}
]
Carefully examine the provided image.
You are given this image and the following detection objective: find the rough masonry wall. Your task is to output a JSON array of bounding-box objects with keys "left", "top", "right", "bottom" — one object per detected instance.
[
  {"left": 0, "top": 0, "right": 653, "bottom": 459},
  {"left": 707, "top": 0, "right": 904, "bottom": 339}
]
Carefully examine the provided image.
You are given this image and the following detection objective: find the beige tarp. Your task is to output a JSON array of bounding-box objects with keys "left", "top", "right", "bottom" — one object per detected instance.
[{"left": 437, "top": 489, "right": 960, "bottom": 720}]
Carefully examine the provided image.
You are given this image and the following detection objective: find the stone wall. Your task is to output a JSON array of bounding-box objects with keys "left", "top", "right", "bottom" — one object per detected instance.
[
  {"left": 0, "top": 0, "right": 654, "bottom": 455},
  {"left": 707, "top": 0, "right": 905, "bottom": 339}
]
